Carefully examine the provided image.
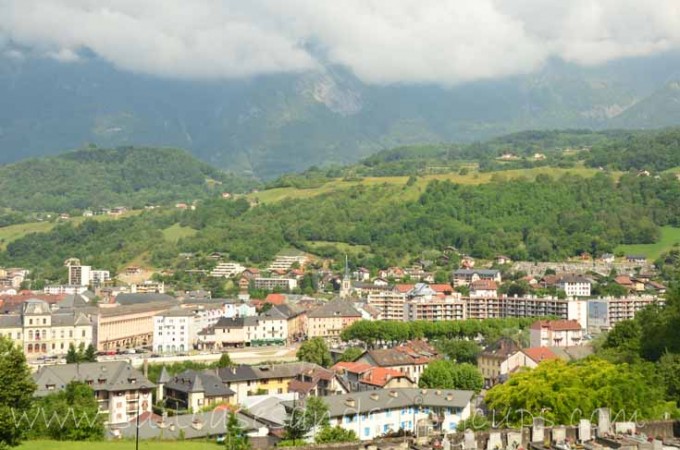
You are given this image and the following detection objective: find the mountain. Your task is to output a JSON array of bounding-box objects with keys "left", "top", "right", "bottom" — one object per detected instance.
[
  {"left": 611, "top": 81, "right": 680, "bottom": 129},
  {"left": 0, "top": 147, "right": 257, "bottom": 212},
  {"left": 1, "top": 53, "right": 680, "bottom": 178}
]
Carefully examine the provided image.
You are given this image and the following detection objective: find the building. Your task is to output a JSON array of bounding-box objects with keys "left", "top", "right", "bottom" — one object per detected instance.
[
  {"left": 43, "top": 285, "right": 89, "bottom": 295},
  {"left": 587, "top": 295, "right": 663, "bottom": 332},
  {"left": 282, "top": 388, "right": 473, "bottom": 440},
  {"left": 129, "top": 281, "right": 166, "bottom": 294},
  {"left": 530, "top": 319, "right": 583, "bottom": 348},
  {"left": 558, "top": 275, "right": 592, "bottom": 297},
  {"left": 244, "top": 307, "right": 288, "bottom": 346},
  {"left": 152, "top": 308, "right": 195, "bottom": 353},
  {"left": 210, "top": 262, "right": 246, "bottom": 278},
  {"left": 97, "top": 299, "right": 178, "bottom": 351},
  {"left": 333, "top": 362, "right": 417, "bottom": 392},
  {"left": 217, "top": 362, "right": 321, "bottom": 404},
  {"left": 470, "top": 280, "right": 498, "bottom": 298},
  {"left": 452, "top": 270, "right": 501, "bottom": 287},
  {"left": 404, "top": 297, "right": 467, "bottom": 322},
  {"left": 33, "top": 361, "right": 154, "bottom": 424},
  {"left": 477, "top": 338, "right": 522, "bottom": 388},
  {"left": 91, "top": 270, "right": 111, "bottom": 285},
  {"left": 161, "top": 369, "right": 235, "bottom": 412},
  {"left": 367, "top": 292, "right": 406, "bottom": 321},
  {"left": 356, "top": 340, "right": 440, "bottom": 385},
  {"left": 267, "top": 253, "right": 308, "bottom": 272},
  {"left": 68, "top": 264, "right": 92, "bottom": 287},
  {"left": 0, "top": 298, "right": 95, "bottom": 358},
  {"left": 197, "top": 317, "right": 247, "bottom": 349},
  {"left": 253, "top": 278, "right": 298, "bottom": 291},
  {"left": 306, "top": 299, "right": 362, "bottom": 340}
]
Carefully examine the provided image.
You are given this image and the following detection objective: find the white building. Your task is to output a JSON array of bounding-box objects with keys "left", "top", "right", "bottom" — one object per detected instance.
[
  {"left": 530, "top": 319, "right": 584, "bottom": 348},
  {"left": 558, "top": 275, "right": 591, "bottom": 297},
  {"left": 253, "top": 278, "right": 298, "bottom": 291},
  {"left": 268, "top": 254, "right": 308, "bottom": 272},
  {"left": 210, "top": 262, "right": 246, "bottom": 278},
  {"left": 91, "top": 270, "right": 111, "bottom": 285},
  {"left": 153, "top": 309, "right": 194, "bottom": 353},
  {"left": 43, "top": 285, "right": 89, "bottom": 295},
  {"left": 68, "top": 264, "right": 92, "bottom": 287},
  {"left": 283, "top": 388, "right": 473, "bottom": 441}
]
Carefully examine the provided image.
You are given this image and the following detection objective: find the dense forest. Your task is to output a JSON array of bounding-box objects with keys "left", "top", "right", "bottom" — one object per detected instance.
[
  {"left": 3, "top": 170, "right": 679, "bottom": 277},
  {"left": 0, "top": 147, "right": 258, "bottom": 212}
]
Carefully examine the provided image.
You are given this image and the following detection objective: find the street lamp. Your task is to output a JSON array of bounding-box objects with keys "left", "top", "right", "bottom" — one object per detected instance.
[{"left": 135, "top": 384, "right": 148, "bottom": 450}]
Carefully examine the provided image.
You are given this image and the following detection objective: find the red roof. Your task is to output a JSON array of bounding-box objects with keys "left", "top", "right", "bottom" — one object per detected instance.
[
  {"left": 429, "top": 284, "right": 453, "bottom": 293},
  {"left": 265, "top": 293, "right": 286, "bottom": 305},
  {"left": 615, "top": 275, "right": 634, "bottom": 286},
  {"left": 531, "top": 319, "right": 581, "bottom": 332},
  {"left": 360, "top": 367, "right": 411, "bottom": 387},
  {"left": 470, "top": 280, "right": 497, "bottom": 291},
  {"left": 332, "top": 361, "right": 373, "bottom": 374},
  {"left": 394, "top": 284, "right": 415, "bottom": 294},
  {"left": 522, "top": 347, "right": 559, "bottom": 364}
]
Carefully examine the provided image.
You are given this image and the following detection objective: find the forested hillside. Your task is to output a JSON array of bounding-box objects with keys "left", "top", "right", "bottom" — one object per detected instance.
[
  {"left": 0, "top": 147, "right": 257, "bottom": 212},
  {"left": 4, "top": 171, "right": 679, "bottom": 277}
]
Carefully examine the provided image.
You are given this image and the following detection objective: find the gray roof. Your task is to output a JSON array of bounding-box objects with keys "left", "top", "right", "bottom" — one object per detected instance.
[
  {"left": 307, "top": 298, "right": 361, "bottom": 319},
  {"left": 57, "top": 294, "right": 91, "bottom": 309},
  {"left": 34, "top": 361, "right": 155, "bottom": 395},
  {"left": 51, "top": 312, "right": 93, "bottom": 327},
  {"left": 218, "top": 362, "right": 317, "bottom": 383},
  {"left": 453, "top": 269, "right": 500, "bottom": 276},
  {"left": 270, "top": 304, "right": 302, "bottom": 319},
  {"left": 22, "top": 299, "right": 51, "bottom": 315},
  {"left": 156, "top": 308, "right": 195, "bottom": 318},
  {"left": 0, "top": 314, "right": 22, "bottom": 328},
  {"left": 559, "top": 275, "right": 591, "bottom": 284},
  {"left": 164, "top": 370, "right": 234, "bottom": 397},
  {"left": 241, "top": 395, "right": 294, "bottom": 427},
  {"left": 116, "top": 293, "right": 177, "bottom": 306},
  {"left": 110, "top": 410, "right": 266, "bottom": 440},
  {"left": 282, "top": 388, "right": 474, "bottom": 417},
  {"left": 158, "top": 367, "right": 171, "bottom": 384},
  {"left": 99, "top": 301, "right": 177, "bottom": 317}
]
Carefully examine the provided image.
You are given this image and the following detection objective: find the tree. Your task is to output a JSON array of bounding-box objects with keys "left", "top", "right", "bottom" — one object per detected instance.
[
  {"left": 225, "top": 411, "right": 250, "bottom": 450},
  {"left": 66, "top": 343, "right": 79, "bottom": 364},
  {"left": 296, "top": 338, "right": 332, "bottom": 368},
  {"left": 0, "top": 336, "right": 36, "bottom": 448},
  {"left": 316, "top": 426, "right": 359, "bottom": 444},
  {"left": 658, "top": 352, "right": 680, "bottom": 404},
  {"left": 216, "top": 353, "right": 234, "bottom": 368},
  {"left": 283, "top": 396, "right": 330, "bottom": 444},
  {"left": 438, "top": 339, "right": 481, "bottom": 364},
  {"left": 83, "top": 344, "right": 97, "bottom": 363},
  {"left": 419, "top": 361, "right": 483, "bottom": 392},
  {"left": 338, "top": 347, "right": 363, "bottom": 363}
]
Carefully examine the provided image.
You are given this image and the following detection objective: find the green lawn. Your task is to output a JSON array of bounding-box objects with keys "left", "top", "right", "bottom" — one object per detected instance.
[
  {"left": 0, "top": 221, "right": 55, "bottom": 250},
  {"left": 18, "top": 440, "right": 222, "bottom": 450},
  {"left": 616, "top": 226, "right": 680, "bottom": 260},
  {"left": 162, "top": 224, "right": 198, "bottom": 243}
]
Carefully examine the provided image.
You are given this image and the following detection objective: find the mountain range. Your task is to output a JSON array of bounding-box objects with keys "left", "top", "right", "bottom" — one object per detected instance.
[{"left": 1, "top": 52, "right": 680, "bottom": 179}]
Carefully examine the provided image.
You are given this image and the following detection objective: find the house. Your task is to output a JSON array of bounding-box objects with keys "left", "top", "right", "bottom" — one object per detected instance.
[
  {"left": 244, "top": 307, "right": 288, "bottom": 346},
  {"left": 557, "top": 275, "right": 591, "bottom": 297},
  {"left": 529, "top": 319, "right": 583, "bottom": 348},
  {"left": 469, "top": 280, "right": 498, "bottom": 299},
  {"left": 162, "top": 369, "right": 235, "bottom": 411},
  {"left": 197, "top": 317, "right": 247, "bottom": 349},
  {"left": 518, "top": 347, "right": 560, "bottom": 368},
  {"left": 452, "top": 269, "right": 501, "bottom": 287},
  {"left": 333, "top": 362, "right": 417, "bottom": 392},
  {"left": 495, "top": 255, "right": 511, "bottom": 265},
  {"left": 601, "top": 253, "right": 615, "bottom": 264},
  {"left": 356, "top": 340, "right": 440, "bottom": 384},
  {"left": 477, "top": 338, "right": 523, "bottom": 388},
  {"left": 626, "top": 255, "right": 647, "bottom": 264},
  {"left": 288, "top": 365, "right": 347, "bottom": 399},
  {"left": 33, "top": 361, "right": 154, "bottom": 424},
  {"left": 217, "top": 362, "right": 323, "bottom": 404},
  {"left": 306, "top": 299, "right": 362, "bottom": 340},
  {"left": 282, "top": 388, "right": 474, "bottom": 441}
]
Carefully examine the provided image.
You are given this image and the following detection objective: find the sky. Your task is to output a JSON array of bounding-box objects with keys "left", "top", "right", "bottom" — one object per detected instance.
[{"left": 1, "top": 0, "right": 679, "bottom": 86}]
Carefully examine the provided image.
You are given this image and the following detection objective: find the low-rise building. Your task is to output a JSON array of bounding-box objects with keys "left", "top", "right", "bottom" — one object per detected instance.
[
  {"left": 253, "top": 278, "right": 298, "bottom": 291},
  {"left": 530, "top": 319, "right": 583, "bottom": 348},
  {"left": 152, "top": 309, "right": 195, "bottom": 353},
  {"left": 477, "top": 337, "right": 523, "bottom": 388},
  {"left": 282, "top": 388, "right": 474, "bottom": 440},
  {"left": 356, "top": 340, "right": 440, "bottom": 385},
  {"left": 470, "top": 280, "right": 498, "bottom": 298},
  {"left": 452, "top": 270, "right": 501, "bottom": 287},
  {"left": 306, "top": 299, "right": 362, "bottom": 340},
  {"left": 33, "top": 361, "right": 154, "bottom": 424},
  {"left": 333, "top": 362, "right": 417, "bottom": 392},
  {"left": 558, "top": 275, "right": 591, "bottom": 297},
  {"left": 162, "top": 369, "right": 235, "bottom": 412}
]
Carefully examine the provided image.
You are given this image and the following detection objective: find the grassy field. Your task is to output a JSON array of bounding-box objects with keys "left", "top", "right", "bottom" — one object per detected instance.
[
  {"left": 248, "top": 166, "right": 612, "bottom": 204},
  {"left": 616, "top": 226, "right": 680, "bottom": 260},
  {"left": 18, "top": 440, "right": 222, "bottom": 450},
  {"left": 0, "top": 211, "right": 142, "bottom": 250},
  {"left": 305, "top": 240, "right": 372, "bottom": 256},
  {"left": 162, "top": 224, "right": 198, "bottom": 243}
]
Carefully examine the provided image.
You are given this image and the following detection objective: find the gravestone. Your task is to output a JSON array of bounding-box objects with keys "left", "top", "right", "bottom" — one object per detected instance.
[
  {"left": 464, "top": 430, "right": 477, "bottom": 450},
  {"left": 598, "top": 408, "right": 611, "bottom": 436},
  {"left": 532, "top": 418, "right": 545, "bottom": 443},
  {"left": 507, "top": 431, "right": 522, "bottom": 450},
  {"left": 487, "top": 431, "right": 503, "bottom": 450},
  {"left": 553, "top": 426, "right": 567, "bottom": 444},
  {"left": 579, "top": 419, "right": 592, "bottom": 442}
]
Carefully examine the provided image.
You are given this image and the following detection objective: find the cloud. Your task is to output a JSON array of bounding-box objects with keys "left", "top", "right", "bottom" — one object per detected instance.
[{"left": 0, "top": 0, "right": 679, "bottom": 85}]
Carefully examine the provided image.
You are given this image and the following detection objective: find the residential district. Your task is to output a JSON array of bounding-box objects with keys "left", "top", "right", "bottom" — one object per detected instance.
[{"left": 1, "top": 251, "right": 676, "bottom": 449}]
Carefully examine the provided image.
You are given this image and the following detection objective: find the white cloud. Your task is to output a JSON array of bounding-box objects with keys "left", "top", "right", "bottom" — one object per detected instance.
[{"left": 0, "top": 0, "right": 679, "bottom": 85}]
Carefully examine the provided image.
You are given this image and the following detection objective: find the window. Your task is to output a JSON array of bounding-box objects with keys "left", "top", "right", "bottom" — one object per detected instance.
[
  {"left": 43, "top": 318, "right": 47, "bottom": 325},
  {"left": 69, "top": 331, "right": 73, "bottom": 338},
  {"left": 29, "top": 319, "right": 33, "bottom": 325},
  {"left": 82, "top": 330, "right": 86, "bottom": 337},
  {"left": 386, "top": 410, "right": 391, "bottom": 418},
  {"left": 364, "top": 427, "right": 370, "bottom": 438}
]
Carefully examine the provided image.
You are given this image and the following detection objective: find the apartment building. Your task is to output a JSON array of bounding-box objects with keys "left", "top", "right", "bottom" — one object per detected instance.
[
  {"left": 153, "top": 309, "right": 195, "bottom": 353},
  {"left": 210, "top": 262, "right": 246, "bottom": 278},
  {"left": 452, "top": 269, "right": 501, "bottom": 287},
  {"left": 253, "top": 278, "right": 298, "bottom": 291},
  {"left": 558, "top": 275, "right": 592, "bottom": 297},
  {"left": 306, "top": 299, "right": 362, "bottom": 339},
  {"left": 267, "top": 254, "right": 308, "bottom": 272},
  {"left": 529, "top": 319, "right": 584, "bottom": 348},
  {"left": 97, "top": 299, "right": 177, "bottom": 351},
  {"left": 367, "top": 292, "right": 406, "bottom": 321},
  {"left": 404, "top": 297, "right": 467, "bottom": 322},
  {"left": 588, "top": 295, "right": 663, "bottom": 332}
]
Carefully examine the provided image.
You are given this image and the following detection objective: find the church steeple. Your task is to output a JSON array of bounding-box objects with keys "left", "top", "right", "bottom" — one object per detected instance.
[{"left": 340, "top": 254, "right": 351, "bottom": 299}]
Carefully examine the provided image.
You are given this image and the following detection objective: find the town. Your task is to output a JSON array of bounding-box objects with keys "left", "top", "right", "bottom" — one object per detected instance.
[{"left": 0, "top": 246, "right": 674, "bottom": 449}]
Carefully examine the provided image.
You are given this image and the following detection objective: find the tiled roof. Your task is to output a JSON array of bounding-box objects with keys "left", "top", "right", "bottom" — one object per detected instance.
[
  {"left": 522, "top": 347, "right": 559, "bottom": 364},
  {"left": 470, "top": 280, "right": 497, "bottom": 290},
  {"left": 332, "top": 361, "right": 373, "bottom": 374},
  {"left": 307, "top": 298, "right": 361, "bottom": 318},
  {"left": 531, "top": 319, "right": 581, "bottom": 332},
  {"left": 360, "top": 367, "right": 412, "bottom": 387}
]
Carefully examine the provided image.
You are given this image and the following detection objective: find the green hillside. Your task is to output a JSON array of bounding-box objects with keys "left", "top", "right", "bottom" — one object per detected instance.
[{"left": 0, "top": 147, "right": 258, "bottom": 212}]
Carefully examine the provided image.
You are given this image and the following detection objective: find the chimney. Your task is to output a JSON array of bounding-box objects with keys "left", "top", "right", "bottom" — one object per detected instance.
[
  {"left": 345, "top": 398, "right": 356, "bottom": 408},
  {"left": 389, "top": 391, "right": 398, "bottom": 398},
  {"left": 370, "top": 393, "right": 379, "bottom": 401}
]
